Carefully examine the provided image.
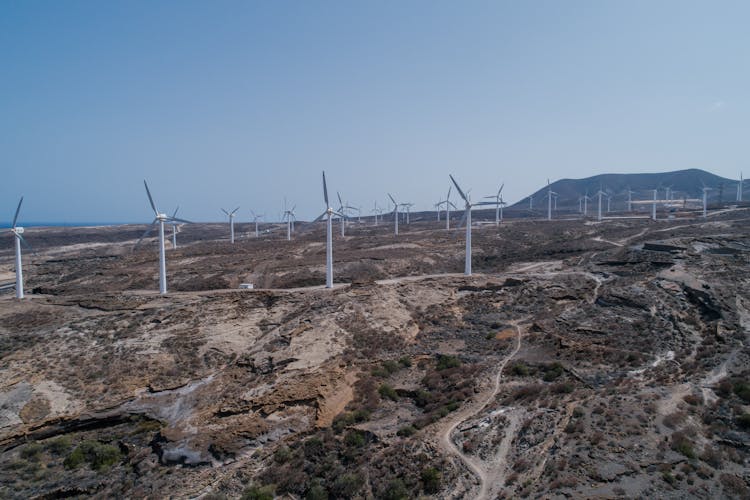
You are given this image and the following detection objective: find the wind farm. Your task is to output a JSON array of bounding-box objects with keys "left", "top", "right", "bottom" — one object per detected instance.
[{"left": 3, "top": 2, "right": 750, "bottom": 498}]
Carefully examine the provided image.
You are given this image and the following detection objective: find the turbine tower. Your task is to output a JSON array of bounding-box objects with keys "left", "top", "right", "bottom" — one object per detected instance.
[
  {"left": 483, "top": 183, "right": 505, "bottom": 226},
  {"left": 250, "top": 210, "right": 264, "bottom": 237},
  {"left": 7, "top": 197, "right": 32, "bottom": 299},
  {"left": 626, "top": 187, "right": 634, "bottom": 212},
  {"left": 701, "top": 182, "right": 711, "bottom": 218},
  {"left": 545, "top": 180, "right": 557, "bottom": 221},
  {"left": 313, "top": 172, "right": 345, "bottom": 289},
  {"left": 738, "top": 172, "right": 744, "bottom": 202},
  {"left": 170, "top": 207, "right": 180, "bottom": 249},
  {"left": 450, "top": 175, "right": 494, "bottom": 276},
  {"left": 221, "top": 206, "right": 240, "bottom": 243},
  {"left": 596, "top": 187, "right": 606, "bottom": 221},
  {"left": 388, "top": 193, "right": 399, "bottom": 236},
  {"left": 136, "top": 181, "right": 191, "bottom": 295}
]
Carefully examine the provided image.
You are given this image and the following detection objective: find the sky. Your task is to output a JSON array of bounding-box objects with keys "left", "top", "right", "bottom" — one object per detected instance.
[{"left": 2, "top": 0, "right": 749, "bottom": 223}]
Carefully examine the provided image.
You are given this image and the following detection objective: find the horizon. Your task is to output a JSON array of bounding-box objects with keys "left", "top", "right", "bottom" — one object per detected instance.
[{"left": 2, "top": 1, "right": 749, "bottom": 222}]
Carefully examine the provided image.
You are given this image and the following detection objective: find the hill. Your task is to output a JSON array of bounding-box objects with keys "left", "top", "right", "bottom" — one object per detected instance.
[{"left": 508, "top": 168, "right": 744, "bottom": 212}]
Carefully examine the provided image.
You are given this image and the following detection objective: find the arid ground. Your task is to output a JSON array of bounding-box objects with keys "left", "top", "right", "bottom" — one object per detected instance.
[{"left": 1, "top": 209, "right": 749, "bottom": 499}]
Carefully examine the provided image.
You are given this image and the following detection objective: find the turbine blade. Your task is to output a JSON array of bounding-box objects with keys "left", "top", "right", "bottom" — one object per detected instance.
[
  {"left": 11, "top": 196, "right": 23, "bottom": 228},
  {"left": 144, "top": 180, "right": 158, "bottom": 215},
  {"left": 134, "top": 220, "right": 158, "bottom": 250},
  {"left": 322, "top": 171, "right": 329, "bottom": 206},
  {"left": 449, "top": 175, "right": 468, "bottom": 203}
]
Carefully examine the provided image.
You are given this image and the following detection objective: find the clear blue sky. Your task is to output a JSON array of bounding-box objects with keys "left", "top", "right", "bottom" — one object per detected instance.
[{"left": 2, "top": 0, "right": 748, "bottom": 223}]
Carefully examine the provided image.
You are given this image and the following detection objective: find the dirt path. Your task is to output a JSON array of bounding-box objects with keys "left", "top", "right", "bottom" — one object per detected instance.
[{"left": 437, "top": 320, "right": 525, "bottom": 499}]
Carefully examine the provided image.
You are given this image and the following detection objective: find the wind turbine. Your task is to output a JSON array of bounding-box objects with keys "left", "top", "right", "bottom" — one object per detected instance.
[
  {"left": 6, "top": 197, "right": 32, "bottom": 299},
  {"left": 738, "top": 172, "right": 744, "bottom": 202},
  {"left": 282, "top": 201, "right": 296, "bottom": 240},
  {"left": 400, "top": 203, "right": 414, "bottom": 224},
  {"left": 595, "top": 186, "right": 606, "bottom": 221},
  {"left": 450, "top": 175, "right": 494, "bottom": 276},
  {"left": 136, "top": 181, "right": 192, "bottom": 295},
  {"left": 250, "top": 210, "right": 264, "bottom": 237},
  {"left": 583, "top": 191, "right": 590, "bottom": 217},
  {"left": 388, "top": 193, "right": 399, "bottom": 236},
  {"left": 626, "top": 187, "right": 634, "bottom": 212},
  {"left": 701, "top": 182, "right": 711, "bottom": 218},
  {"left": 170, "top": 207, "right": 180, "bottom": 249},
  {"left": 545, "top": 180, "right": 557, "bottom": 221},
  {"left": 483, "top": 183, "right": 505, "bottom": 226},
  {"left": 221, "top": 206, "right": 240, "bottom": 243},
  {"left": 313, "top": 172, "right": 345, "bottom": 289}
]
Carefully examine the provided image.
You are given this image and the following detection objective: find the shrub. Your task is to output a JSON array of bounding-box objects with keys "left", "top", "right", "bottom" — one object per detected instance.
[
  {"left": 421, "top": 466, "right": 441, "bottom": 493},
  {"left": 733, "top": 381, "right": 750, "bottom": 403},
  {"left": 64, "top": 440, "right": 121, "bottom": 470},
  {"left": 736, "top": 413, "right": 750, "bottom": 430},
  {"left": 344, "top": 430, "right": 366, "bottom": 448},
  {"left": 510, "top": 362, "right": 529, "bottom": 376},
  {"left": 397, "top": 426, "right": 416, "bottom": 437},
  {"left": 274, "top": 446, "right": 293, "bottom": 464},
  {"left": 306, "top": 483, "right": 328, "bottom": 500},
  {"left": 378, "top": 384, "right": 399, "bottom": 401},
  {"left": 46, "top": 436, "right": 72, "bottom": 455},
  {"left": 241, "top": 484, "right": 275, "bottom": 500},
  {"left": 378, "top": 478, "right": 408, "bottom": 500},
  {"left": 670, "top": 432, "right": 696, "bottom": 459},
  {"left": 436, "top": 355, "right": 461, "bottom": 370},
  {"left": 20, "top": 443, "right": 43, "bottom": 461},
  {"left": 332, "top": 473, "right": 363, "bottom": 499}
]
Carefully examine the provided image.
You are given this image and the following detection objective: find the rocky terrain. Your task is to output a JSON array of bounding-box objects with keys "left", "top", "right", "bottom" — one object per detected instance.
[{"left": 1, "top": 209, "right": 749, "bottom": 499}]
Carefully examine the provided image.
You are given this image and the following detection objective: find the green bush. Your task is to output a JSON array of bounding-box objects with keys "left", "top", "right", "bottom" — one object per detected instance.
[
  {"left": 421, "top": 467, "right": 441, "bottom": 494},
  {"left": 436, "top": 355, "right": 461, "bottom": 371},
  {"left": 733, "top": 382, "right": 750, "bottom": 403},
  {"left": 397, "top": 426, "right": 416, "bottom": 437},
  {"left": 241, "top": 484, "right": 275, "bottom": 500},
  {"left": 64, "top": 440, "right": 121, "bottom": 470},
  {"left": 344, "top": 430, "right": 366, "bottom": 448},
  {"left": 20, "top": 443, "right": 43, "bottom": 461},
  {"left": 378, "top": 478, "right": 408, "bottom": 500},
  {"left": 398, "top": 356, "right": 412, "bottom": 368},
  {"left": 510, "top": 363, "right": 529, "bottom": 376},
  {"left": 737, "top": 413, "right": 750, "bottom": 430},
  {"left": 45, "top": 436, "right": 72, "bottom": 455},
  {"left": 378, "top": 384, "right": 399, "bottom": 401}
]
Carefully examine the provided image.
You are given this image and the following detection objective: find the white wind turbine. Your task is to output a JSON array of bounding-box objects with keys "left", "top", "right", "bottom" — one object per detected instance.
[
  {"left": 626, "top": 187, "right": 634, "bottom": 212},
  {"left": 545, "top": 179, "right": 557, "bottom": 221},
  {"left": 595, "top": 186, "right": 606, "bottom": 221},
  {"left": 483, "top": 183, "right": 505, "bottom": 226},
  {"left": 400, "top": 202, "right": 414, "bottom": 224},
  {"left": 221, "top": 206, "right": 240, "bottom": 243},
  {"left": 738, "top": 172, "right": 744, "bottom": 202},
  {"left": 135, "top": 181, "right": 192, "bottom": 295},
  {"left": 313, "top": 172, "right": 345, "bottom": 289},
  {"left": 170, "top": 207, "right": 181, "bottom": 249},
  {"left": 6, "top": 197, "right": 33, "bottom": 299},
  {"left": 388, "top": 193, "right": 399, "bottom": 236},
  {"left": 250, "top": 210, "right": 264, "bottom": 237},
  {"left": 450, "top": 175, "right": 494, "bottom": 276},
  {"left": 282, "top": 201, "right": 296, "bottom": 240},
  {"left": 701, "top": 182, "right": 711, "bottom": 218}
]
